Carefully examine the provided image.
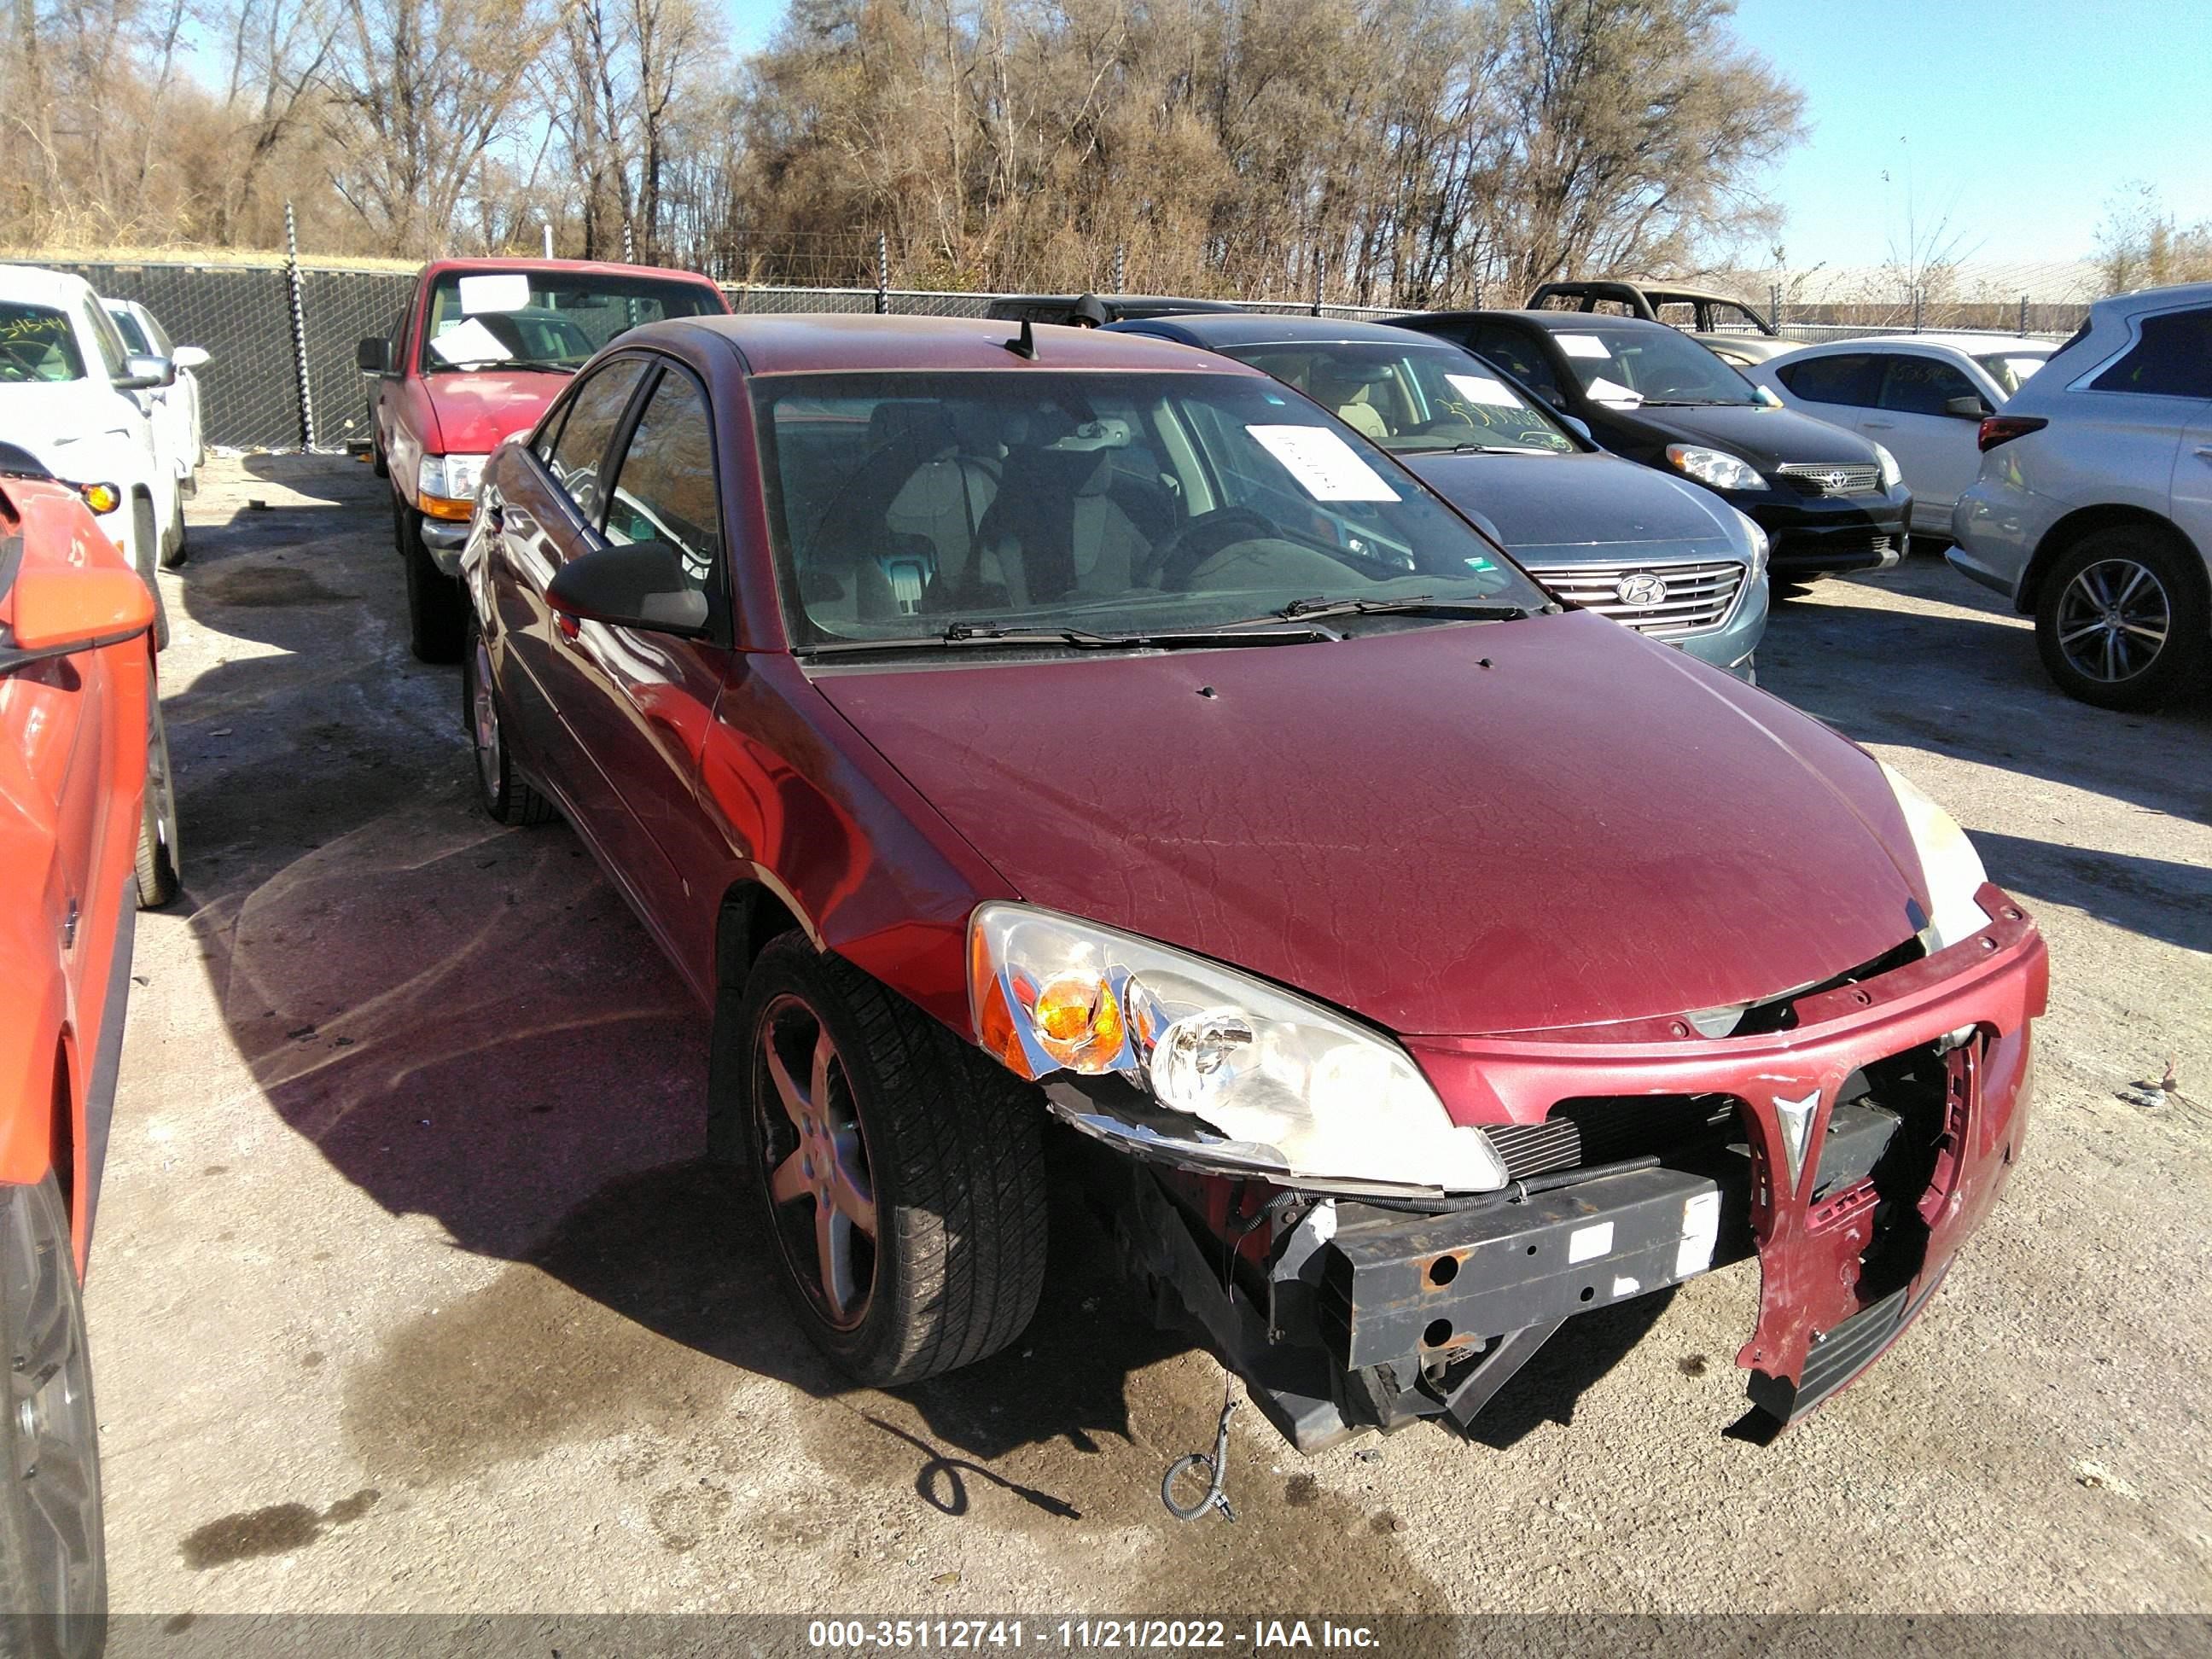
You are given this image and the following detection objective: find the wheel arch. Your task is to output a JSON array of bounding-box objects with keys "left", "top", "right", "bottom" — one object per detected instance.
[
  {"left": 706, "top": 876, "right": 813, "bottom": 1163},
  {"left": 2021, "top": 506, "right": 2207, "bottom": 616}
]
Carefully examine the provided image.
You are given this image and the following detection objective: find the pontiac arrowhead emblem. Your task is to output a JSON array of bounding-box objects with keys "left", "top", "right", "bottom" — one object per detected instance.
[{"left": 1773, "top": 1089, "right": 1822, "bottom": 1189}]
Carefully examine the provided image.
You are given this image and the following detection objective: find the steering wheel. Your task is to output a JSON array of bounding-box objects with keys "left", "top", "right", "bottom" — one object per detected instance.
[
  {"left": 0, "top": 341, "right": 50, "bottom": 380},
  {"left": 1144, "top": 506, "right": 1283, "bottom": 590}
]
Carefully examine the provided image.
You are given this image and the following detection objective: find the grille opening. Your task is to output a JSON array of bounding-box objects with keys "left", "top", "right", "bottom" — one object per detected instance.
[
  {"left": 1848, "top": 1043, "right": 1955, "bottom": 1302},
  {"left": 1484, "top": 1093, "right": 1740, "bottom": 1181}
]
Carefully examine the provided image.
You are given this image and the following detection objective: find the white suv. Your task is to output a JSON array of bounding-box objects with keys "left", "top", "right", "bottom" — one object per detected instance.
[
  {"left": 0, "top": 265, "right": 183, "bottom": 638},
  {"left": 1950, "top": 282, "right": 2212, "bottom": 709}
]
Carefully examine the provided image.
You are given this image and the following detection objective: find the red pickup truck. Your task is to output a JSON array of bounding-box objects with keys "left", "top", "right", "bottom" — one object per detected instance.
[{"left": 357, "top": 257, "right": 730, "bottom": 661}]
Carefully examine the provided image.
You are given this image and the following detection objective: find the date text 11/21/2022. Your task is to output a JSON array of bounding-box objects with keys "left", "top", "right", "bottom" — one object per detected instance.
[{"left": 806, "top": 1620, "right": 1382, "bottom": 1649}]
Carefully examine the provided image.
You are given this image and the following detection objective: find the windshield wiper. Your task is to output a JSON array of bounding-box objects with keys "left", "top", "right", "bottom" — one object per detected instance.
[
  {"left": 797, "top": 620, "right": 1336, "bottom": 656},
  {"left": 1416, "top": 442, "right": 1542, "bottom": 456},
  {"left": 1264, "top": 594, "right": 1544, "bottom": 623},
  {"left": 1635, "top": 399, "right": 1749, "bottom": 407},
  {"left": 427, "top": 359, "right": 578, "bottom": 375}
]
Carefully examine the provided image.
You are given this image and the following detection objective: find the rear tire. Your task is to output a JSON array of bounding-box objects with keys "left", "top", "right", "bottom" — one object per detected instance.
[
  {"left": 734, "top": 934, "right": 1048, "bottom": 1386},
  {"left": 0, "top": 1176, "right": 107, "bottom": 1659},
  {"left": 136, "top": 690, "right": 181, "bottom": 910},
  {"left": 398, "top": 503, "right": 465, "bottom": 664},
  {"left": 2034, "top": 528, "right": 2209, "bottom": 711},
  {"left": 463, "top": 614, "right": 550, "bottom": 826},
  {"left": 157, "top": 489, "right": 187, "bottom": 569},
  {"left": 131, "top": 493, "right": 167, "bottom": 651}
]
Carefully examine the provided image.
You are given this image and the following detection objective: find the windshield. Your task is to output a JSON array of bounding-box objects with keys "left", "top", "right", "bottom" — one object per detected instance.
[
  {"left": 418, "top": 270, "right": 722, "bottom": 373},
  {"left": 754, "top": 370, "right": 1549, "bottom": 647},
  {"left": 1974, "top": 352, "right": 2051, "bottom": 398},
  {"left": 1548, "top": 325, "right": 1761, "bottom": 407},
  {"left": 1220, "top": 341, "right": 1575, "bottom": 456},
  {"left": 0, "top": 303, "right": 85, "bottom": 383}
]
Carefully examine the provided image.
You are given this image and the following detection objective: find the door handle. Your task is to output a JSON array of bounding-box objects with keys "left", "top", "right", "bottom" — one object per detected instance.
[
  {"left": 1862, "top": 420, "right": 1895, "bottom": 430},
  {"left": 2196, "top": 445, "right": 2212, "bottom": 463}
]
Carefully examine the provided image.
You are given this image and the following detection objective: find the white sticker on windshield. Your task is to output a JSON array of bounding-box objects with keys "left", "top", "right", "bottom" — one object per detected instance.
[
  {"left": 1246, "top": 424, "right": 1399, "bottom": 501},
  {"left": 1586, "top": 375, "right": 1643, "bottom": 405},
  {"left": 1445, "top": 373, "right": 1522, "bottom": 407},
  {"left": 1557, "top": 333, "right": 1612, "bottom": 358},
  {"left": 457, "top": 273, "right": 532, "bottom": 315},
  {"left": 427, "top": 317, "right": 513, "bottom": 366}
]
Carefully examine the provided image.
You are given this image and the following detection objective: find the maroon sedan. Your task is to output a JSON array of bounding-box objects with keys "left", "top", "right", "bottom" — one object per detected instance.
[{"left": 459, "top": 315, "right": 2046, "bottom": 1448}]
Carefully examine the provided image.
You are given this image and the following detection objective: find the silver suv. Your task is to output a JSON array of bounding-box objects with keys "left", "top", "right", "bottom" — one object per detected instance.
[{"left": 1950, "top": 282, "right": 2212, "bottom": 709}]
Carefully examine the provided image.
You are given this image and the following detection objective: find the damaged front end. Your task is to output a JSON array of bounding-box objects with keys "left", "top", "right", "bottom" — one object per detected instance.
[{"left": 1026, "top": 885, "right": 2046, "bottom": 1452}]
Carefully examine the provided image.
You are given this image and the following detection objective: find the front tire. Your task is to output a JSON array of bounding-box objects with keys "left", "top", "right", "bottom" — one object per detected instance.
[
  {"left": 131, "top": 493, "right": 167, "bottom": 651},
  {"left": 0, "top": 1176, "right": 107, "bottom": 1659},
  {"left": 135, "top": 689, "right": 181, "bottom": 909},
  {"left": 158, "top": 489, "right": 187, "bottom": 569},
  {"left": 735, "top": 935, "right": 1047, "bottom": 1386},
  {"left": 397, "top": 503, "right": 465, "bottom": 664},
  {"left": 463, "top": 614, "right": 550, "bottom": 826},
  {"left": 2034, "top": 528, "right": 2209, "bottom": 711}
]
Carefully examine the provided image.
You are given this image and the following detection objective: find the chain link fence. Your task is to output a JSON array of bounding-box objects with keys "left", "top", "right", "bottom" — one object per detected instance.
[{"left": 0, "top": 254, "right": 2110, "bottom": 451}]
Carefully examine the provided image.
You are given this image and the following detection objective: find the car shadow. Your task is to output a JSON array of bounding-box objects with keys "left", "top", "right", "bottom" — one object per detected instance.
[
  {"left": 160, "top": 458, "right": 1644, "bottom": 1528},
  {"left": 1969, "top": 832, "right": 2212, "bottom": 956}
]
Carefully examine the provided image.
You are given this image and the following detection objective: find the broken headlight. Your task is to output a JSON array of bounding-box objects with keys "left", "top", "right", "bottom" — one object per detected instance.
[
  {"left": 968, "top": 903, "right": 1507, "bottom": 1193},
  {"left": 1880, "top": 762, "right": 1990, "bottom": 952}
]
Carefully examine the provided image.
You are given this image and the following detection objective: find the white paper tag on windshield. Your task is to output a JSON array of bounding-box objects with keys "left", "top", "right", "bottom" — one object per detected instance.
[
  {"left": 1446, "top": 373, "right": 1522, "bottom": 407},
  {"left": 1247, "top": 424, "right": 1399, "bottom": 501},
  {"left": 428, "top": 317, "right": 511, "bottom": 365},
  {"left": 458, "top": 273, "right": 531, "bottom": 315},
  {"left": 1557, "top": 333, "right": 1611, "bottom": 359},
  {"left": 1586, "top": 375, "right": 1642, "bottom": 405}
]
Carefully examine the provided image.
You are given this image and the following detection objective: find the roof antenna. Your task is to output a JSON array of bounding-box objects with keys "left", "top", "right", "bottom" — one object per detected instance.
[{"left": 1003, "top": 317, "right": 1038, "bottom": 360}]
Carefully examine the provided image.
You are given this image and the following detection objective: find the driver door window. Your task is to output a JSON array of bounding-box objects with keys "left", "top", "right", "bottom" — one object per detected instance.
[
  {"left": 1468, "top": 325, "right": 1564, "bottom": 405},
  {"left": 546, "top": 358, "right": 648, "bottom": 527},
  {"left": 603, "top": 370, "right": 723, "bottom": 619}
]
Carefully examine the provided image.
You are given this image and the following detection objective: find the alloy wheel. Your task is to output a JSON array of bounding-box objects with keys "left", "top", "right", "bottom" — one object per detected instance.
[
  {"left": 2, "top": 1185, "right": 103, "bottom": 1642},
  {"left": 753, "top": 994, "right": 878, "bottom": 1331},
  {"left": 2054, "top": 557, "right": 2170, "bottom": 684}
]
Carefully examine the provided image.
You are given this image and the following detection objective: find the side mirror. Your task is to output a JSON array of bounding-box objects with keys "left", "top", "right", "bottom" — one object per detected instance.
[
  {"left": 356, "top": 336, "right": 391, "bottom": 374},
  {"left": 546, "top": 539, "right": 709, "bottom": 637},
  {"left": 1944, "top": 394, "right": 1990, "bottom": 419},
  {"left": 172, "top": 344, "right": 211, "bottom": 370},
  {"left": 1557, "top": 414, "right": 1594, "bottom": 443},
  {"left": 113, "top": 354, "right": 175, "bottom": 392},
  {"left": 9, "top": 563, "right": 156, "bottom": 654}
]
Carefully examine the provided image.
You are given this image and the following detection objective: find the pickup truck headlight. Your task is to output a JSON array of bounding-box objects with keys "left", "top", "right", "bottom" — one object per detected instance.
[
  {"left": 1665, "top": 445, "right": 1767, "bottom": 492},
  {"left": 1872, "top": 442, "right": 1903, "bottom": 491},
  {"left": 1880, "top": 763, "right": 1990, "bottom": 952},
  {"left": 419, "top": 452, "right": 488, "bottom": 504},
  {"left": 969, "top": 903, "right": 1508, "bottom": 1193}
]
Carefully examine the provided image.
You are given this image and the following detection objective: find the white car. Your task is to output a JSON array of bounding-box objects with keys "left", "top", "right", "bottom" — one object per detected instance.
[
  {"left": 103, "top": 297, "right": 208, "bottom": 545},
  {"left": 0, "top": 267, "right": 183, "bottom": 637},
  {"left": 1950, "top": 284, "right": 2212, "bottom": 710},
  {"left": 1746, "top": 335, "right": 2055, "bottom": 539}
]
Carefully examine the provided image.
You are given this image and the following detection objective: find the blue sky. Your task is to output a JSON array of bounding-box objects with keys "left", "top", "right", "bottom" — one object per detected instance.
[{"left": 717, "top": 0, "right": 2210, "bottom": 271}]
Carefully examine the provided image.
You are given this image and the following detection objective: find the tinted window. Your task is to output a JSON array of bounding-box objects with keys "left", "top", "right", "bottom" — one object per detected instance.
[
  {"left": 2089, "top": 309, "right": 2212, "bottom": 399},
  {"left": 546, "top": 358, "right": 649, "bottom": 525},
  {"left": 754, "top": 370, "right": 1547, "bottom": 646},
  {"left": 1879, "top": 355, "right": 1980, "bottom": 416},
  {"left": 1467, "top": 324, "right": 1564, "bottom": 403},
  {"left": 0, "top": 303, "right": 86, "bottom": 382},
  {"left": 1778, "top": 353, "right": 1881, "bottom": 407},
  {"left": 604, "top": 370, "right": 722, "bottom": 609}
]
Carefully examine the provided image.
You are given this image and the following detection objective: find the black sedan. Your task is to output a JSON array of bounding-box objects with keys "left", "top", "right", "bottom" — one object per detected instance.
[
  {"left": 1388, "top": 310, "right": 1911, "bottom": 584},
  {"left": 1107, "top": 311, "right": 1769, "bottom": 677}
]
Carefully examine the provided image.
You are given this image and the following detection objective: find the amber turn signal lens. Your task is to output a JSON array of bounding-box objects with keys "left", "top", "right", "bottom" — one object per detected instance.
[{"left": 77, "top": 482, "right": 120, "bottom": 515}]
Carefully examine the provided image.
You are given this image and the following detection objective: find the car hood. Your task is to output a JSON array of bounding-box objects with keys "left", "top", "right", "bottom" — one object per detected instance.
[
  {"left": 0, "top": 382, "right": 143, "bottom": 464},
  {"left": 814, "top": 612, "right": 1930, "bottom": 1038},
  {"left": 1401, "top": 450, "right": 1738, "bottom": 561},
  {"left": 419, "top": 369, "right": 571, "bottom": 453},
  {"left": 1598, "top": 401, "right": 1880, "bottom": 468}
]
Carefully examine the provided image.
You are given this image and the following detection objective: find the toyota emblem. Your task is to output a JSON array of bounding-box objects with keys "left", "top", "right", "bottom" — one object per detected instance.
[{"left": 1615, "top": 572, "right": 1668, "bottom": 608}]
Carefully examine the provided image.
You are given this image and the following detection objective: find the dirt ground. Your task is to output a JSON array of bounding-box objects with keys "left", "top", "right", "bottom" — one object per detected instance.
[{"left": 92, "top": 454, "right": 2212, "bottom": 1618}]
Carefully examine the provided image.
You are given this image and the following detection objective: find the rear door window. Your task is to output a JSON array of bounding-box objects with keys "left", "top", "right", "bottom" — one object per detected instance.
[
  {"left": 2090, "top": 309, "right": 2212, "bottom": 398},
  {"left": 1778, "top": 353, "right": 1881, "bottom": 407},
  {"left": 1468, "top": 324, "right": 1564, "bottom": 403},
  {"left": 1878, "top": 355, "right": 1980, "bottom": 416},
  {"left": 545, "top": 357, "right": 649, "bottom": 527}
]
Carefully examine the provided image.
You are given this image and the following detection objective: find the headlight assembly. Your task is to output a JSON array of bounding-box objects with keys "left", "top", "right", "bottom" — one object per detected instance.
[
  {"left": 1879, "top": 763, "right": 1990, "bottom": 952},
  {"left": 419, "top": 452, "right": 488, "bottom": 502},
  {"left": 1873, "top": 442, "right": 1903, "bottom": 491},
  {"left": 1664, "top": 444, "right": 1767, "bottom": 492},
  {"left": 968, "top": 903, "right": 1507, "bottom": 1195},
  {"left": 1731, "top": 507, "right": 1770, "bottom": 578}
]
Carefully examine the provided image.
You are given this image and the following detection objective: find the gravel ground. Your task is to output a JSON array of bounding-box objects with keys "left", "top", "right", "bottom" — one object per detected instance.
[{"left": 91, "top": 455, "right": 2212, "bottom": 1618}]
